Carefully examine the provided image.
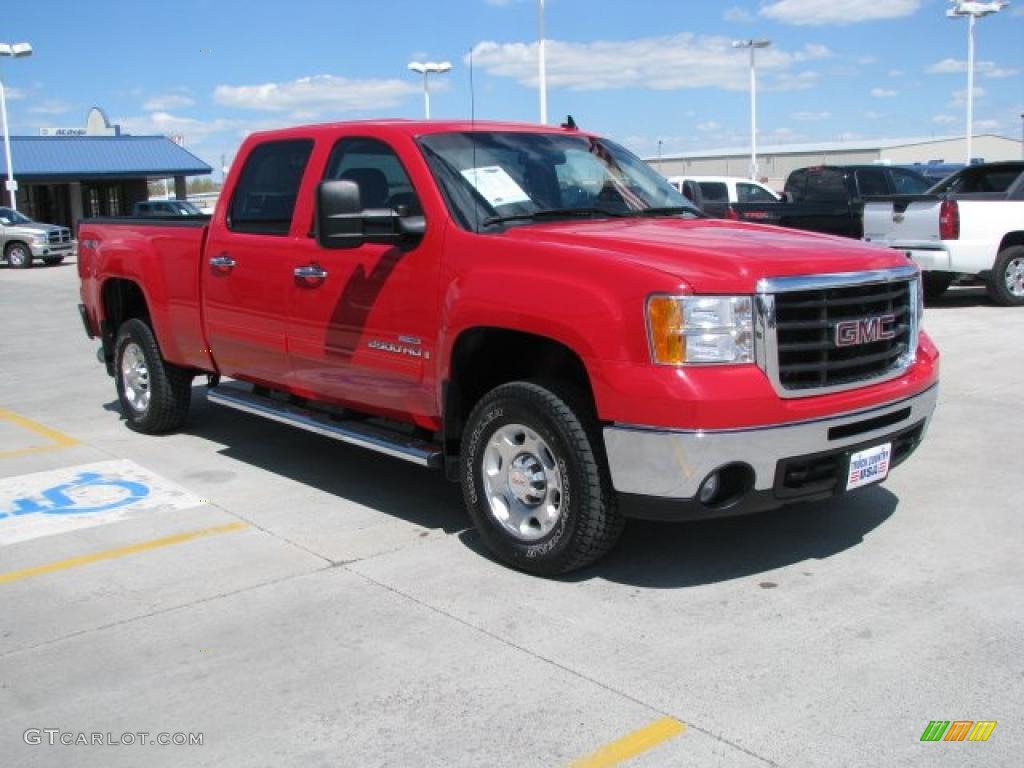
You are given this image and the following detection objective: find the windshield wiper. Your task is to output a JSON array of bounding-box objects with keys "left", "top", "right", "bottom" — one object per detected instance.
[
  {"left": 634, "top": 206, "right": 700, "bottom": 218},
  {"left": 482, "top": 207, "right": 632, "bottom": 228}
]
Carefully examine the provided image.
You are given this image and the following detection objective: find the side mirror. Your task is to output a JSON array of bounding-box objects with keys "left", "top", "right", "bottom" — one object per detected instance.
[{"left": 316, "top": 179, "right": 426, "bottom": 249}]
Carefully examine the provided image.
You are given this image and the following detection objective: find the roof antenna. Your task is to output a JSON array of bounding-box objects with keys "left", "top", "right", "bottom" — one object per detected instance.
[{"left": 561, "top": 114, "right": 577, "bottom": 130}]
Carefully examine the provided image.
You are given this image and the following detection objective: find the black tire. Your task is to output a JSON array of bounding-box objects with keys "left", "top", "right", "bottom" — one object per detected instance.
[
  {"left": 5, "top": 241, "right": 33, "bottom": 269},
  {"left": 986, "top": 246, "right": 1024, "bottom": 307},
  {"left": 42, "top": 256, "right": 65, "bottom": 266},
  {"left": 114, "top": 318, "right": 192, "bottom": 433},
  {"left": 461, "top": 381, "right": 623, "bottom": 575},
  {"left": 922, "top": 272, "right": 954, "bottom": 301}
]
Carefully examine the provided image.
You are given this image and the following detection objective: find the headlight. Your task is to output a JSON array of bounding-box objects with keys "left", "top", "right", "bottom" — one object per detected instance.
[
  {"left": 647, "top": 295, "right": 754, "bottom": 365},
  {"left": 31, "top": 233, "right": 49, "bottom": 244}
]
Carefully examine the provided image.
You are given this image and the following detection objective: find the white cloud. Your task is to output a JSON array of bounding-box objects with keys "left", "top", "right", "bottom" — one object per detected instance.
[
  {"left": 468, "top": 34, "right": 822, "bottom": 92},
  {"left": 5, "top": 86, "right": 26, "bottom": 100},
  {"left": 863, "top": 110, "right": 882, "bottom": 120},
  {"left": 143, "top": 93, "right": 195, "bottom": 111},
  {"left": 213, "top": 75, "right": 421, "bottom": 115},
  {"left": 723, "top": 6, "right": 753, "bottom": 23},
  {"left": 114, "top": 112, "right": 250, "bottom": 145},
  {"left": 837, "top": 132, "right": 864, "bottom": 141},
  {"left": 974, "top": 119, "right": 1001, "bottom": 131},
  {"left": 888, "top": 69, "right": 905, "bottom": 77},
  {"left": 947, "top": 87, "right": 986, "bottom": 108},
  {"left": 927, "top": 58, "right": 1019, "bottom": 78},
  {"left": 697, "top": 121, "right": 720, "bottom": 132},
  {"left": 857, "top": 55, "right": 878, "bottom": 65},
  {"left": 28, "top": 99, "right": 73, "bottom": 116},
  {"left": 791, "top": 110, "right": 831, "bottom": 121},
  {"left": 760, "top": 0, "right": 921, "bottom": 26},
  {"left": 871, "top": 87, "right": 897, "bottom": 98},
  {"left": 932, "top": 114, "right": 958, "bottom": 124}
]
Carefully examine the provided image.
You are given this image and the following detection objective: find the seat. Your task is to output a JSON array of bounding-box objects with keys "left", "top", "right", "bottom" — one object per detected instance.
[{"left": 340, "top": 168, "right": 391, "bottom": 209}]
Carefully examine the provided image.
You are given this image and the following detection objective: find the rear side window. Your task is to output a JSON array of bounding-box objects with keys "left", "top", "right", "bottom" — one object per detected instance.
[
  {"left": 890, "top": 169, "right": 931, "bottom": 194},
  {"left": 737, "top": 183, "right": 776, "bottom": 202},
  {"left": 854, "top": 168, "right": 889, "bottom": 197},
  {"left": 230, "top": 139, "right": 314, "bottom": 235},
  {"left": 937, "top": 166, "right": 1023, "bottom": 195},
  {"left": 784, "top": 170, "right": 807, "bottom": 200},
  {"left": 802, "top": 169, "right": 846, "bottom": 203},
  {"left": 698, "top": 182, "right": 728, "bottom": 203}
]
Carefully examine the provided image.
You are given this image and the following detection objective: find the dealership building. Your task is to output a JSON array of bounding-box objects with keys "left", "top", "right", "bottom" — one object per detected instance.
[
  {"left": 648, "top": 134, "right": 1023, "bottom": 190},
  {"left": 0, "top": 108, "right": 211, "bottom": 230}
]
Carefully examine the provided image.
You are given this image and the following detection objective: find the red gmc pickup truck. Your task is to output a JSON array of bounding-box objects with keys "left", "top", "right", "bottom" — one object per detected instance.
[{"left": 77, "top": 120, "right": 939, "bottom": 575}]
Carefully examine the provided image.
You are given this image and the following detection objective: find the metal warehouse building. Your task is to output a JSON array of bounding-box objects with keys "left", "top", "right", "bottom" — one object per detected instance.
[
  {"left": 0, "top": 108, "right": 211, "bottom": 231},
  {"left": 648, "top": 134, "right": 1023, "bottom": 191}
]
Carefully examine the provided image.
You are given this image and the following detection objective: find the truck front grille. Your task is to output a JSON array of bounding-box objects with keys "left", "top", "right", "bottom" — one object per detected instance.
[
  {"left": 47, "top": 229, "right": 72, "bottom": 244},
  {"left": 756, "top": 268, "right": 920, "bottom": 398}
]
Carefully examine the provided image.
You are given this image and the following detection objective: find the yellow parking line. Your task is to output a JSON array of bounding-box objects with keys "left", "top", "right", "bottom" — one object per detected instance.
[
  {"left": 569, "top": 717, "right": 686, "bottom": 768},
  {"left": 0, "top": 407, "right": 79, "bottom": 459},
  {"left": 0, "top": 522, "right": 248, "bottom": 585}
]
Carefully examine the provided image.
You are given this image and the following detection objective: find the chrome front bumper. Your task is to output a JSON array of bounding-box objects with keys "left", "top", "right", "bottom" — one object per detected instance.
[{"left": 603, "top": 385, "right": 938, "bottom": 499}]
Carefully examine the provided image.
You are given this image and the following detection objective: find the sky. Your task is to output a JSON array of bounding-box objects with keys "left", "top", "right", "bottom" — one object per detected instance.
[{"left": 3, "top": 0, "right": 1022, "bottom": 173}]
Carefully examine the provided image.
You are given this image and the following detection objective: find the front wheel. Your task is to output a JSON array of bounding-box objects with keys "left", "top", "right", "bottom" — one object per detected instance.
[
  {"left": 461, "top": 381, "right": 623, "bottom": 576},
  {"left": 114, "top": 318, "right": 192, "bottom": 433},
  {"left": 5, "top": 242, "right": 33, "bottom": 269},
  {"left": 987, "top": 246, "right": 1024, "bottom": 307}
]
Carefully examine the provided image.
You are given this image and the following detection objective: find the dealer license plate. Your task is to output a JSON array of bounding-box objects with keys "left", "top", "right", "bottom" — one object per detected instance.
[{"left": 846, "top": 443, "right": 892, "bottom": 491}]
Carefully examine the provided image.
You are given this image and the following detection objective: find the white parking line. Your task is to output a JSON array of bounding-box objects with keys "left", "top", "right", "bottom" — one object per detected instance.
[{"left": 0, "top": 460, "right": 204, "bottom": 546}]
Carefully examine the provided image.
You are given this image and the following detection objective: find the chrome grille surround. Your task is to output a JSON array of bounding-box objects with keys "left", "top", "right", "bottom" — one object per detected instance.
[{"left": 755, "top": 266, "right": 921, "bottom": 399}]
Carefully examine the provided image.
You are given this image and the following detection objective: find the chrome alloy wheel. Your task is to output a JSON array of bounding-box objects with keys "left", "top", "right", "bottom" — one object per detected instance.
[
  {"left": 120, "top": 342, "right": 151, "bottom": 413},
  {"left": 481, "top": 423, "right": 564, "bottom": 541},
  {"left": 1005, "top": 256, "right": 1024, "bottom": 298},
  {"left": 7, "top": 244, "right": 30, "bottom": 267}
]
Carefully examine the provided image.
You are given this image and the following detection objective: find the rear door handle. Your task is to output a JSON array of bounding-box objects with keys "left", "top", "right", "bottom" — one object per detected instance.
[
  {"left": 294, "top": 264, "right": 328, "bottom": 280},
  {"left": 209, "top": 255, "right": 236, "bottom": 269}
]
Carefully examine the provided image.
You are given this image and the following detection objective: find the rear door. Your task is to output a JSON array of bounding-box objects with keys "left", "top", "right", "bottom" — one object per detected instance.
[
  {"left": 286, "top": 134, "right": 441, "bottom": 421},
  {"left": 201, "top": 138, "right": 314, "bottom": 387}
]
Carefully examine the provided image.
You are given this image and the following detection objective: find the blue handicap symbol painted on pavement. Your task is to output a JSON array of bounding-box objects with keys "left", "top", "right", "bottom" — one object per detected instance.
[{"left": 0, "top": 472, "right": 151, "bottom": 519}]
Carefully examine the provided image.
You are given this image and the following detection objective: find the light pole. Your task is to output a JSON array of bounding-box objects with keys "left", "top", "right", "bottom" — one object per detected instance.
[
  {"left": 0, "top": 41, "right": 33, "bottom": 211},
  {"left": 732, "top": 38, "right": 771, "bottom": 181},
  {"left": 947, "top": 1, "right": 1008, "bottom": 164},
  {"left": 407, "top": 61, "right": 452, "bottom": 119},
  {"left": 537, "top": 0, "right": 548, "bottom": 124}
]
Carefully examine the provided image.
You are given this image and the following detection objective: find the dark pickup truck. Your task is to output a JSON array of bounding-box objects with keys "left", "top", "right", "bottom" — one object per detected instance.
[{"left": 729, "top": 165, "right": 933, "bottom": 239}]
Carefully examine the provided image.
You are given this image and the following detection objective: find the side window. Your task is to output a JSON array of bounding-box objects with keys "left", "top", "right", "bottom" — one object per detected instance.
[
  {"left": 324, "top": 137, "right": 420, "bottom": 214},
  {"left": 737, "top": 183, "right": 776, "bottom": 202},
  {"left": 854, "top": 168, "right": 889, "bottom": 197},
  {"left": 890, "top": 170, "right": 931, "bottom": 194},
  {"left": 784, "top": 171, "right": 806, "bottom": 201},
  {"left": 802, "top": 169, "right": 846, "bottom": 203},
  {"left": 229, "top": 139, "right": 314, "bottom": 235},
  {"left": 698, "top": 182, "right": 729, "bottom": 203}
]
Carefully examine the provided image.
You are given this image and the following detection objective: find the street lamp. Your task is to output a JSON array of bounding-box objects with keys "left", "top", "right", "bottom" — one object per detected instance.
[
  {"left": 947, "top": 1, "right": 1008, "bottom": 164},
  {"left": 732, "top": 38, "right": 771, "bottom": 181},
  {"left": 0, "top": 41, "right": 33, "bottom": 211},
  {"left": 538, "top": 0, "right": 548, "bottom": 124},
  {"left": 407, "top": 61, "right": 451, "bottom": 120}
]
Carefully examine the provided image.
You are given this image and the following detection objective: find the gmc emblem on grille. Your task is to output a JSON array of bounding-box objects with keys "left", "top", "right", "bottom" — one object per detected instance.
[{"left": 835, "top": 314, "right": 897, "bottom": 347}]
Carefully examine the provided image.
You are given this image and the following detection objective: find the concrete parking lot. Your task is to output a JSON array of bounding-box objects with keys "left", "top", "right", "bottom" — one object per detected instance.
[{"left": 1, "top": 259, "right": 1021, "bottom": 767}]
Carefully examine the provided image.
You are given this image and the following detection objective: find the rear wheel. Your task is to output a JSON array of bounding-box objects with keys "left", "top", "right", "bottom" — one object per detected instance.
[
  {"left": 461, "top": 381, "right": 623, "bottom": 576},
  {"left": 987, "top": 246, "right": 1024, "bottom": 307},
  {"left": 922, "top": 272, "right": 954, "bottom": 301},
  {"left": 114, "top": 318, "right": 192, "bottom": 433},
  {"left": 5, "top": 242, "right": 32, "bottom": 269}
]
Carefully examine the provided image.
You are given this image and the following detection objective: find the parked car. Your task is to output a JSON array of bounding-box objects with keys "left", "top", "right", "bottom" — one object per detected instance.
[
  {"left": 132, "top": 200, "right": 206, "bottom": 217},
  {"left": 77, "top": 119, "right": 939, "bottom": 575},
  {"left": 667, "top": 175, "right": 779, "bottom": 217},
  {"left": 863, "top": 161, "right": 1024, "bottom": 305},
  {"left": 0, "top": 207, "right": 74, "bottom": 268},
  {"left": 730, "top": 165, "right": 933, "bottom": 238}
]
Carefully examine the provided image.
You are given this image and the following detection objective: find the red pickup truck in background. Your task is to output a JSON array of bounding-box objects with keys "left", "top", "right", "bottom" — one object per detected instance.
[{"left": 77, "top": 120, "right": 939, "bottom": 575}]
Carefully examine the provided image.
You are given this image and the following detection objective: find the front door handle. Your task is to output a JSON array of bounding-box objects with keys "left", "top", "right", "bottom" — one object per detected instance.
[
  {"left": 209, "top": 254, "right": 236, "bottom": 269},
  {"left": 294, "top": 264, "right": 329, "bottom": 280}
]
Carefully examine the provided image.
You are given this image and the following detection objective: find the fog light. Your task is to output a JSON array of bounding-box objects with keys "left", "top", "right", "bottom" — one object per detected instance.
[{"left": 698, "top": 472, "right": 720, "bottom": 504}]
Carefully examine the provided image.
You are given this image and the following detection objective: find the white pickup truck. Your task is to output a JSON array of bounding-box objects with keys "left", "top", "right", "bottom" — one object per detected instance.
[{"left": 863, "top": 161, "right": 1024, "bottom": 306}]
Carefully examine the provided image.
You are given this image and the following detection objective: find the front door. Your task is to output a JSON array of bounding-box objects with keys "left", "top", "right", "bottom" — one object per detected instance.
[
  {"left": 287, "top": 136, "right": 439, "bottom": 421},
  {"left": 201, "top": 138, "right": 314, "bottom": 387}
]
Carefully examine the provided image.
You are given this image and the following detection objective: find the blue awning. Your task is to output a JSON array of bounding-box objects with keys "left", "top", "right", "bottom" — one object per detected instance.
[{"left": 0, "top": 136, "right": 212, "bottom": 181}]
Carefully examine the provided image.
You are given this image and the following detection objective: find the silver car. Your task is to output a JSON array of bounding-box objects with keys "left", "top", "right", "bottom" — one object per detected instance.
[{"left": 0, "top": 207, "right": 74, "bottom": 268}]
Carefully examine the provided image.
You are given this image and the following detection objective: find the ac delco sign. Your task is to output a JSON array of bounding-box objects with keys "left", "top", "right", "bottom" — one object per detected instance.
[{"left": 835, "top": 314, "right": 897, "bottom": 347}]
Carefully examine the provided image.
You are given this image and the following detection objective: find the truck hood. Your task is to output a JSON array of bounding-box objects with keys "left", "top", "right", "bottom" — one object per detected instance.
[
  {"left": 499, "top": 217, "right": 910, "bottom": 293},
  {"left": 4, "top": 222, "right": 67, "bottom": 236}
]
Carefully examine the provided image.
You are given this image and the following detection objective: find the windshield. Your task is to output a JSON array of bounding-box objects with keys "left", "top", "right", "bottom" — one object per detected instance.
[
  {"left": 928, "top": 164, "right": 1023, "bottom": 195},
  {"left": 0, "top": 207, "right": 34, "bottom": 225},
  {"left": 418, "top": 131, "right": 699, "bottom": 230}
]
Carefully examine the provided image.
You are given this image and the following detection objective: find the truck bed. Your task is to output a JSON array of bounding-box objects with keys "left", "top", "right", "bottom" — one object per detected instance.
[{"left": 77, "top": 217, "right": 215, "bottom": 373}]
